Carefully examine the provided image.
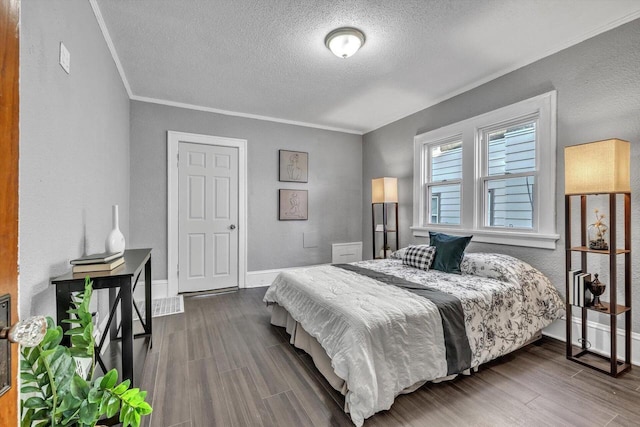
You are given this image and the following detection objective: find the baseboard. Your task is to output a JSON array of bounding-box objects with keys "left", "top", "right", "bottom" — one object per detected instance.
[
  {"left": 543, "top": 316, "right": 640, "bottom": 367},
  {"left": 245, "top": 268, "right": 286, "bottom": 288},
  {"left": 151, "top": 280, "right": 168, "bottom": 299}
]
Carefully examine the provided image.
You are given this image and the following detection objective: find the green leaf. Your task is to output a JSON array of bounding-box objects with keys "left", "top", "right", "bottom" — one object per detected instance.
[
  {"left": 31, "top": 408, "right": 50, "bottom": 421},
  {"left": 40, "top": 327, "right": 62, "bottom": 349},
  {"left": 138, "top": 401, "right": 153, "bottom": 415},
  {"left": 82, "top": 324, "right": 93, "bottom": 342},
  {"left": 42, "top": 383, "right": 52, "bottom": 398},
  {"left": 70, "top": 335, "right": 89, "bottom": 347},
  {"left": 56, "top": 393, "right": 81, "bottom": 416},
  {"left": 64, "top": 326, "right": 85, "bottom": 336},
  {"left": 20, "top": 372, "right": 37, "bottom": 382},
  {"left": 23, "top": 396, "right": 47, "bottom": 409},
  {"left": 112, "top": 379, "right": 131, "bottom": 395},
  {"left": 20, "top": 359, "right": 32, "bottom": 371},
  {"left": 88, "top": 387, "right": 103, "bottom": 404},
  {"left": 20, "top": 408, "right": 34, "bottom": 427},
  {"left": 121, "top": 387, "right": 140, "bottom": 401},
  {"left": 70, "top": 375, "right": 90, "bottom": 400},
  {"left": 99, "top": 390, "right": 111, "bottom": 414},
  {"left": 127, "top": 392, "right": 144, "bottom": 407},
  {"left": 20, "top": 385, "right": 42, "bottom": 394},
  {"left": 119, "top": 404, "right": 131, "bottom": 423},
  {"left": 106, "top": 395, "right": 120, "bottom": 418},
  {"left": 48, "top": 346, "right": 71, "bottom": 375},
  {"left": 52, "top": 353, "right": 74, "bottom": 379},
  {"left": 39, "top": 349, "right": 56, "bottom": 360},
  {"left": 101, "top": 370, "right": 118, "bottom": 389},
  {"left": 79, "top": 402, "right": 99, "bottom": 425},
  {"left": 27, "top": 346, "right": 40, "bottom": 364},
  {"left": 68, "top": 347, "right": 86, "bottom": 356}
]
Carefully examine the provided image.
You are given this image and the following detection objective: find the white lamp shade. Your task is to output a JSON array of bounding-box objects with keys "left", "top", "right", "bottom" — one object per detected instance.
[
  {"left": 372, "top": 177, "right": 398, "bottom": 203},
  {"left": 564, "top": 139, "right": 630, "bottom": 195},
  {"left": 325, "top": 28, "right": 365, "bottom": 59}
]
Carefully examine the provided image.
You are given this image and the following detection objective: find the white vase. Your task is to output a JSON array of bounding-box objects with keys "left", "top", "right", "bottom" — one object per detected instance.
[{"left": 105, "top": 204, "right": 125, "bottom": 254}]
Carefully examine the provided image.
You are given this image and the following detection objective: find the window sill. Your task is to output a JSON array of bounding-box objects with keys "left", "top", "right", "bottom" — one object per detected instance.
[{"left": 410, "top": 226, "right": 559, "bottom": 250}]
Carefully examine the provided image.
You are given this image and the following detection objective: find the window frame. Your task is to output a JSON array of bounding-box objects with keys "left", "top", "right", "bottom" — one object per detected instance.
[{"left": 412, "top": 91, "right": 558, "bottom": 249}]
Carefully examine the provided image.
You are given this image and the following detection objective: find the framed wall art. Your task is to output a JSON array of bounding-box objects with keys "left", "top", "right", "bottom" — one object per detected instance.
[
  {"left": 279, "top": 189, "right": 308, "bottom": 220},
  {"left": 279, "top": 150, "right": 308, "bottom": 182}
]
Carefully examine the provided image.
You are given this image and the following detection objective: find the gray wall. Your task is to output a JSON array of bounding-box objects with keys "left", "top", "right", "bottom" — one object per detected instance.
[
  {"left": 129, "top": 101, "right": 362, "bottom": 280},
  {"left": 20, "top": 0, "right": 131, "bottom": 318},
  {"left": 363, "top": 19, "right": 640, "bottom": 330}
]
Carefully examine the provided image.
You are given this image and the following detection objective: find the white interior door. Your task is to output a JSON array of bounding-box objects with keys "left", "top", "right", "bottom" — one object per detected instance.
[{"left": 178, "top": 142, "right": 239, "bottom": 293}]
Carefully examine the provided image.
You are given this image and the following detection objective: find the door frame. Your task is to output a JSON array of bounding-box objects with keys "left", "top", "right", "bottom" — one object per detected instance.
[
  {"left": 167, "top": 131, "right": 247, "bottom": 295},
  {"left": 0, "top": 0, "right": 19, "bottom": 424}
]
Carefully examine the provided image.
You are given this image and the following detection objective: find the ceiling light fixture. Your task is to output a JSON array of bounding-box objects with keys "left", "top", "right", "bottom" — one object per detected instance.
[{"left": 325, "top": 27, "right": 366, "bottom": 59}]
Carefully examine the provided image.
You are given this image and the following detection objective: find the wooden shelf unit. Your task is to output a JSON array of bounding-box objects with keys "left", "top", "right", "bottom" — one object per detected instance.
[
  {"left": 371, "top": 202, "right": 398, "bottom": 259},
  {"left": 565, "top": 193, "right": 632, "bottom": 377}
]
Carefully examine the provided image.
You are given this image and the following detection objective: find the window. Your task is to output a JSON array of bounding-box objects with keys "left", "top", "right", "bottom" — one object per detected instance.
[
  {"left": 426, "top": 139, "right": 462, "bottom": 225},
  {"left": 482, "top": 120, "right": 536, "bottom": 229},
  {"left": 412, "top": 91, "right": 558, "bottom": 249}
]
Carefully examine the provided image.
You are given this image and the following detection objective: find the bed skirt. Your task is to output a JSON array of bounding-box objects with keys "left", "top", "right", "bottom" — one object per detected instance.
[{"left": 269, "top": 303, "right": 471, "bottom": 414}]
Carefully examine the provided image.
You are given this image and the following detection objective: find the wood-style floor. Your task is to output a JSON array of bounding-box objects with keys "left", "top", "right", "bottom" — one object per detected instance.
[{"left": 139, "top": 288, "right": 640, "bottom": 427}]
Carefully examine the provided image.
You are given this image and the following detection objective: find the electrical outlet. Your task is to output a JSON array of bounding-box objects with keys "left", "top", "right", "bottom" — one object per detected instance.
[{"left": 59, "top": 42, "right": 70, "bottom": 74}]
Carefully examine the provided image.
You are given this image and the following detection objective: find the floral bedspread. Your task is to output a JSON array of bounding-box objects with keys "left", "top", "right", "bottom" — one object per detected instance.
[
  {"left": 356, "top": 253, "right": 565, "bottom": 367},
  {"left": 264, "top": 253, "right": 564, "bottom": 426}
]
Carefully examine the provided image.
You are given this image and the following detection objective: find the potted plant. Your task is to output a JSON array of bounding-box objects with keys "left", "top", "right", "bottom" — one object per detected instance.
[{"left": 19, "top": 278, "right": 152, "bottom": 427}]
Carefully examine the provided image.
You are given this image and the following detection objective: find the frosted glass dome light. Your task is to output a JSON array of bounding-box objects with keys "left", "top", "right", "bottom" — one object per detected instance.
[{"left": 325, "top": 27, "right": 366, "bottom": 59}]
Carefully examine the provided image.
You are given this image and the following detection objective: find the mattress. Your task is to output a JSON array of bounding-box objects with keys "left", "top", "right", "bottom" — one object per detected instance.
[{"left": 264, "top": 253, "right": 564, "bottom": 426}]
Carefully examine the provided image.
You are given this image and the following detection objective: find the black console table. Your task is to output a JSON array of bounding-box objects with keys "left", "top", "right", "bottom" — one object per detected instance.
[{"left": 52, "top": 248, "right": 152, "bottom": 385}]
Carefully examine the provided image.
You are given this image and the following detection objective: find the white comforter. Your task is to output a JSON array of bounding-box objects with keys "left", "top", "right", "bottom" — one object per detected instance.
[{"left": 263, "top": 253, "right": 564, "bottom": 426}]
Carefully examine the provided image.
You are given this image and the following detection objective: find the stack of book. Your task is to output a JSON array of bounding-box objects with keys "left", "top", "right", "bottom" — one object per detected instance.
[
  {"left": 70, "top": 251, "right": 125, "bottom": 273},
  {"left": 567, "top": 269, "right": 593, "bottom": 307}
]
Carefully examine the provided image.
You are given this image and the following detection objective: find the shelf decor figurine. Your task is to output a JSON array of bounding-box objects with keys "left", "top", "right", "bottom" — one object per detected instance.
[
  {"left": 588, "top": 273, "right": 607, "bottom": 310},
  {"left": 105, "top": 204, "right": 125, "bottom": 254},
  {"left": 588, "top": 209, "right": 608, "bottom": 250}
]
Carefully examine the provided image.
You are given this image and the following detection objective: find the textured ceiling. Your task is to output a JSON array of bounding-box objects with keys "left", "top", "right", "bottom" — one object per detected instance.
[{"left": 95, "top": 0, "right": 640, "bottom": 134}]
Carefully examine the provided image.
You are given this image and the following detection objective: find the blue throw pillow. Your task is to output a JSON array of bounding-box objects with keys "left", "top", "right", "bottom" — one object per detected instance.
[{"left": 429, "top": 232, "right": 472, "bottom": 274}]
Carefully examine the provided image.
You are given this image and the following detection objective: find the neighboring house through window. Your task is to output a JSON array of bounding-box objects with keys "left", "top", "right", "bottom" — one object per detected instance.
[{"left": 412, "top": 91, "right": 559, "bottom": 249}]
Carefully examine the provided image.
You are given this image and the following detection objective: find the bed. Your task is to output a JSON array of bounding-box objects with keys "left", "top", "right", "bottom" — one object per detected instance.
[{"left": 263, "top": 250, "right": 564, "bottom": 426}]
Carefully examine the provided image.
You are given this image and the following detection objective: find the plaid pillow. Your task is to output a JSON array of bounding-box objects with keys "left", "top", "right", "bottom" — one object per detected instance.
[{"left": 402, "top": 245, "right": 436, "bottom": 270}]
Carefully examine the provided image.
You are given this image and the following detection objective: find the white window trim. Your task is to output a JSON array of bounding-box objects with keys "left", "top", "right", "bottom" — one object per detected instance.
[{"left": 412, "top": 91, "right": 559, "bottom": 249}]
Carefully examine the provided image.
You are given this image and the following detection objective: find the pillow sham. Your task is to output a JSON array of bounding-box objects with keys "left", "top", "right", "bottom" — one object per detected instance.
[
  {"left": 461, "top": 252, "right": 532, "bottom": 286},
  {"left": 402, "top": 245, "right": 436, "bottom": 270},
  {"left": 388, "top": 247, "right": 407, "bottom": 260},
  {"left": 429, "top": 232, "right": 472, "bottom": 274}
]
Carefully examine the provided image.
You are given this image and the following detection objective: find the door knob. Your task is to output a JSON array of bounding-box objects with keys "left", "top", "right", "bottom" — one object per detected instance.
[{"left": 229, "top": 224, "right": 236, "bottom": 230}]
